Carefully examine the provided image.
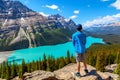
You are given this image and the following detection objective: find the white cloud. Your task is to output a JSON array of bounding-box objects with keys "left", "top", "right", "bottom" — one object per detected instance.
[
  {"left": 101, "top": 0, "right": 109, "bottom": 2},
  {"left": 69, "top": 15, "right": 78, "bottom": 19},
  {"left": 65, "top": 15, "right": 78, "bottom": 21},
  {"left": 74, "top": 10, "right": 79, "bottom": 14},
  {"left": 111, "top": 0, "right": 120, "bottom": 10},
  {"left": 45, "top": 4, "right": 61, "bottom": 11},
  {"left": 45, "top": 4, "right": 58, "bottom": 9},
  {"left": 83, "top": 13, "right": 120, "bottom": 27},
  {"left": 39, "top": 12, "right": 49, "bottom": 17}
]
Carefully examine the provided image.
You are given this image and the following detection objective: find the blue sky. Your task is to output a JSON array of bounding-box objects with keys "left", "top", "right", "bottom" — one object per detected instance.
[{"left": 19, "top": 0, "right": 120, "bottom": 27}]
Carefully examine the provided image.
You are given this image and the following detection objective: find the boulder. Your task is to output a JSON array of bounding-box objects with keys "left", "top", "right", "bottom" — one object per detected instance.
[
  {"left": 23, "top": 70, "right": 57, "bottom": 80},
  {"left": 105, "top": 64, "right": 117, "bottom": 72},
  {"left": 104, "top": 72, "right": 119, "bottom": 80},
  {"left": 97, "top": 71, "right": 111, "bottom": 80},
  {"left": 11, "top": 77, "right": 22, "bottom": 80}
]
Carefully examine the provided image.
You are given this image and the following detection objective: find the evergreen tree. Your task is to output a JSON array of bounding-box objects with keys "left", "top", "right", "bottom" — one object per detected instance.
[
  {"left": 36, "top": 60, "right": 40, "bottom": 70},
  {"left": 47, "top": 55, "right": 55, "bottom": 71},
  {"left": 54, "top": 59, "right": 59, "bottom": 70},
  {"left": 115, "top": 51, "right": 120, "bottom": 63},
  {"left": 96, "top": 51, "right": 106, "bottom": 72},
  {"left": 43, "top": 53, "right": 47, "bottom": 70},
  {"left": 18, "top": 66, "right": 22, "bottom": 78},
  {"left": 47, "top": 56, "right": 51, "bottom": 71},
  {"left": 66, "top": 50, "right": 71, "bottom": 64},
  {"left": 22, "top": 60, "right": 27, "bottom": 76},
  {"left": 31, "top": 60, "right": 36, "bottom": 71},
  {"left": 37, "top": 58, "right": 42, "bottom": 70},
  {"left": 27, "top": 63, "right": 31, "bottom": 73},
  {"left": 36, "top": 58, "right": 42, "bottom": 70},
  {"left": 11, "top": 62, "right": 17, "bottom": 78},
  {"left": 0, "top": 65, "right": 1, "bottom": 77},
  {"left": 1, "top": 62, "right": 6, "bottom": 79},
  {"left": 5, "top": 62, "right": 11, "bottom": 80},
  {"left": 70, "top": 54, "right": 76, "bottom": 63},
  {"left": 18, "top": 60, "right": 27, "bottom": 78},
  {"left": 59, "top": 57, "right": 66, "bottom": 68}
]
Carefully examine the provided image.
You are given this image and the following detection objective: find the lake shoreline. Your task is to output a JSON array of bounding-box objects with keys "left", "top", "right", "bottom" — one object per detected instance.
[
  {"left": 8, "top": 36, "right": 104, "bottom": 64},
  {"left": 0, "top": 51, "right": 13, "bottom": 64}
]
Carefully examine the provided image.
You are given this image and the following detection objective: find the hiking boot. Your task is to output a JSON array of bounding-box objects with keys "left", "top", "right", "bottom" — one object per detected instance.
[
  {"left": 74, "top": 72, "right": 81, "bottom": 77},
  {"left": 84, "top": 69, "right": 89, "bottom": 74}
]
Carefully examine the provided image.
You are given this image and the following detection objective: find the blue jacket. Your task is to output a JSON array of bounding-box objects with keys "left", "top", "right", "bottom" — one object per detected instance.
[{"left": 72, "top": 31, "right": 86, "bottom": 54}]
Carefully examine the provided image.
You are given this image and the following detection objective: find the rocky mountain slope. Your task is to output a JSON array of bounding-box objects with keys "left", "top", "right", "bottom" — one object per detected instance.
[
  {"left": 4, "top": 63, "right": 118, "bottom": 80},
  {"left": 0, "top": 0, "right": 76, "bottom": 51}
]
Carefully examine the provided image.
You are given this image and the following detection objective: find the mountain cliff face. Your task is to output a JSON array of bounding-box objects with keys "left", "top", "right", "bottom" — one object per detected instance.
[{"left": 0, "top": 0, "right": 76, "bottom": 51}]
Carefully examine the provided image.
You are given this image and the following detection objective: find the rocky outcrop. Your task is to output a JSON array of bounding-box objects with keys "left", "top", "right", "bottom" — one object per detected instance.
[
  {"left": 54, "top": 63, "right": 114, "bottom": 80},
  {"left": 104, "top": 72, "right": 119, "bottom": 80},
  {"left": 11, "top": 63, "right": 118, "bottom": 80},
  {"left": 10, "top": 27, "right": 28, "bottom": 45},
  {"left": 12, "top": 71, "right": 58, "bottom": 80},
  {"left": 105, "top": 64, "right": 117, "bottom": 72},
  {"left": 24, "top": 71, "right": 57, "bottom": 80}
]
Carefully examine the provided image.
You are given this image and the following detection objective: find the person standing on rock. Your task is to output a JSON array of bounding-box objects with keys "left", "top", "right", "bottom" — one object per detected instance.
[{"left": 72, "top": 24, "right": 88, "bottom": 77}]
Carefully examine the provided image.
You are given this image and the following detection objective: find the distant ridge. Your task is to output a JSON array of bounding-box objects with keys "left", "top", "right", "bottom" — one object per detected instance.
[{"left": 85, "top": 21, "right": 120, "bottom": 35}]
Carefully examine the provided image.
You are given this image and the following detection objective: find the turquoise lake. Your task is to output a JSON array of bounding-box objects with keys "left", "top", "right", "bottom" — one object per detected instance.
[{"left": 8, "top": 36, "right": 104, "bottom": 64}]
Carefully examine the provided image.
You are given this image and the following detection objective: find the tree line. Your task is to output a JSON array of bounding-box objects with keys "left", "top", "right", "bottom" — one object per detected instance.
[
  {"left": 0, "top": 44, "right": 120, "bottom": 80},
  {"left": 86, "top": 44, "right": 120, "bottom": 79},
  {"left": 0, "top": 51, "right": 76, "bottom": 80},
  {"left": 86, "top": 44, "right": 120, "bottom": 72}
]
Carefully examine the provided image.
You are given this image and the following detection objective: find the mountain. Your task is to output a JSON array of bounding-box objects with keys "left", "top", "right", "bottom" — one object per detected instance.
[
  {"left": 85, "top": 22, "right": 120, "bottom": 35},
  {"left": 0, "top": 0, "right": 76, "bottom": 51}
]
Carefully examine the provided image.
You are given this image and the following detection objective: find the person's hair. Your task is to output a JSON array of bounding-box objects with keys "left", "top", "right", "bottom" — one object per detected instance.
[{"left": 76, "top": 24, "right": 82, "bottom": 31}]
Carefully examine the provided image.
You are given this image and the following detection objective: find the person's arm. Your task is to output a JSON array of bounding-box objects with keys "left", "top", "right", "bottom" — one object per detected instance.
[
  {"left": 84, "top": 34, "right": 86, "bottom": 44},
  {"left": 72, "top": 35, "right": 75, "bottom": 47},
  {"left": 83, "top": 34, "right": 86, "bottom": 45}
]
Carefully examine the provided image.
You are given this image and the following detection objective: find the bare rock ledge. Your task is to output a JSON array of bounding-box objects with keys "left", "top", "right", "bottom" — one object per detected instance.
[{"left": 7, "top": 63, "right": 119, "bottom": 80}]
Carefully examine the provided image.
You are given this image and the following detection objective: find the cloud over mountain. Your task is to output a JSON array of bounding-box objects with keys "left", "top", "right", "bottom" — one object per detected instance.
[
  {"left": 83, "top": 13, "right": 120, "bottom": 27},
  {"left": 39, "top": 12, "right": 49, "bottom": 17},
  {"left": 69, "top": 15, "right": 78, "bottom": 19}
]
